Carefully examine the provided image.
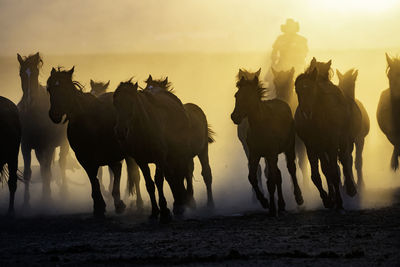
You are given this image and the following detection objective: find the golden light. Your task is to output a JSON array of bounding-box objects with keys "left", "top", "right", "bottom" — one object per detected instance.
[{"left": 309, "top": 0, "right": 398, "bottom": 14}]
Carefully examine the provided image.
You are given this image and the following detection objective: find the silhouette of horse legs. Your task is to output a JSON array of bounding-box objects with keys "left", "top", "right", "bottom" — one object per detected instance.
[
  {"left": 84, "top": 164, "right": 106, "bottom": 217},
  {"left": 109, "top": 161, "right": 126, "bottom": 214},
  {"left": 35, "top": 148, "right": 54, "bottom": 201},
  {"left": 22, "top": 144, "right": 32, "bottom": 208},
  {"left": 154, "top": 166, "right": 171, "bottom": 223},
  {"left": 266, "top": 156, "right": 280, "bottom": 216},
  {"left": 248, "top": 153, "right": 269, "bottom": 209},
  {"left": 7, "top": 156, "right": 18, "bottom": 215},
  {"left": 58, "top": 141, "right": 69, "bottom": 196},
  {"left": 320, "top": 153, "right": 336, "bottom": 208},
  {"left": 168, "top": 162, "right": 188, "bottom": 217},
  {"left": 306, "top": 148, "right": 330, "bottom": 208},
  {"left": 185, "top": 158, "right": 196, "bottom": 209},
  {"left": 138, "top": 162, "right": 159, "bottom": 220},
  {"left": 198, "top": 145, "right": 214, "bottom": 208},
  {"left": 296, "top": 138, "right": 309, "bottom": 190},
  {"left": 97, "top": 167, "right": 114, "bottom": 197},
  {"left": 339, "top": 142, "right": 357, "bottom": 197},
  {"left": 285, "top": 144, "right": 304, "bottom": 205},
  {"left": 126, "top": 157, "right": 143, "bottom": 210},
  {"left": 355, "top": 138, "right": 365, "bottom": 189}
]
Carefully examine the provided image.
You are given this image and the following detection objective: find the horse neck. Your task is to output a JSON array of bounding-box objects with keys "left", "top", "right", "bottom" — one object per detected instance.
[
  {"left": 64, "top": 85, "right": 93, "bottom": 122},
  {"left": 246, "top": 97, "right": 265, "bottom": 126},
  {"left": 276, "top": 83, "right": 294, "bottom": 102},
  {"left": 130, "top": 93, "right": 156, "bottom": 134},
  {"left": 20, "top": 73, "right": 42, "bottom": 104},
  {"left": 340, "top": 81, "right": 355, "bottom": 100}
]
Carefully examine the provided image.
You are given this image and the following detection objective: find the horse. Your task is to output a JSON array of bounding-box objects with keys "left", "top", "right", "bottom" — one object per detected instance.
[
  {"left": 377, "top": 53, "right": 400, "bottom": 171},
  {"left": 89, "top": 79, "right": 143, "bottom": 208},
  {"left": 231, "top": 74, "right": 303, "bottom": 216},
  {"left": 46, "top": 67, "right": 138, "bottom": 217},
  {"left": 0, "top": 96, "right": 21, "bottom": 215},
  {"left": 337, "top": 69, "right": 370, "bottom": 188},
  {"left": 236, "top": 69, "right": 265, "bottom": 201},
  {"left": 295, "top": 58, "right": 358, "bottom": 211},
  {"left": 113, "top": 79, "right": 191, "bottom": 222},
  {"left": 144, "top": 75, "right": 215, "bottom": 208},
  {"left": 272, "top": 67, "right": 309, "bottom": 190},
  {"left": 17, "top": 53, "right": 70, "bottom": 206}
]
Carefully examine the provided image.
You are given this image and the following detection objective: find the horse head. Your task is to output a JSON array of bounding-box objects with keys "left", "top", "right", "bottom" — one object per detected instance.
[
  {"left": 90, "top": 79, "right": 110, "bottom": 96},
  {"left": 237, "top": 68, "right": 261, "bottom": 81},
  {"left": 295, "top": 67, "right": 318, "bottom": 120},
  {"left": 386, "top": 53, "right": 400, "bottom": 98},
  {"left": 231, "top": 74, "right": 265, "bottom": 125},
  {"left": 306, "top": 57, "right": 333, "bottom": 81},
  {"left": 145, "top": 75, "right": 171, "bottom": 92},
  {"left": 113, "top": 79, "right": 139, "bottom": 141},
  {"left": 272, "top": 67, "right": 295, "bottom": 99},
  {"left": 46, "top": 66, "right": 77, "bottom": 124},
  {"left": 337, "top": 69, "right": 358, "bottom": 99},
  {"left": 17, "top": 52, "right": 42, "bottom": 103}
]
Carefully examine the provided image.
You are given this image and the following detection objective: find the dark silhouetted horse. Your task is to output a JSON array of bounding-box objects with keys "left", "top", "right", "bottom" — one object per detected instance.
[
  {"left": 272, "top": 67, "right": 309, "bottom": 190},
  {"left": 236, "top": 69, "right": 265, "bottom": 201},
  {"left": 377, "top": 53, "right": 400, "bottom": 171},
  {"left": 295, "top": 58, "right": 358, "bottom": 210},
  {"left": 47, "top": 67, "right": 138, "bottom": 217},
  {"left": 113, "top": 79, "right": 191, "bottom": 222},
  {"left": 337, "top": 69, "right": 370, "bottom": 188},
  {"left": 89, "top": 79, "right": 143, "bottom": 208},
  {"left": 0, "top": 96, "right": 21, "bottom": 215},
  {"left": 145, "top": 75, "right": 215, "bottom": 208},
  {"left": 17, "top": 53, "right": 70, "bottom": 206},
  {"left": 231, "top": 74, "right": 303, "bottom": 216}
]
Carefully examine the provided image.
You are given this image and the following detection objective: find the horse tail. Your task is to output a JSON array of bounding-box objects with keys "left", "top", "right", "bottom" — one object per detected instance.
[
  {"left": 207, "top": 124, "right": 215, "bottom": 144},
  {"left": 390, "top": 146, "right": 400, "bottom": 171}
]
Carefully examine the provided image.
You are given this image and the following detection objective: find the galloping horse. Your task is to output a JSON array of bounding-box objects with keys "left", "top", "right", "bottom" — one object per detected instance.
[
  {"left": 17, "top": 53, "right": 70, "bottom": 206},
  {"left": 0, "top": 96, "right": 21, "bottom": 215},
  {"left": 231, "top": 74, "right": 303, "bottom": 216},
  {"left": 377, "top": 53, "right": 400, "bottom": 171},
  {"left": 113, "top": 80, "right": 191, "bottom": 222},
  {"left": 337, "top": 69, "right": 370, "bottom": 188},
  {"left": 47, "top": 67, "right": 138, "bottom": 217},
  {"left": 145, "top": 75, "right": 215, "bottom": 208}
]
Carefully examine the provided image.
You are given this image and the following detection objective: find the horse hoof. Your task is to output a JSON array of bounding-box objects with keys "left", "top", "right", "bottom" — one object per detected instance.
[
  {"left": 115, "top": 201, "right": 126, "bottom": 214},
  {"left": 295, "top": 192, "right": 304, "bottom": 206},
  {"left": 260, "top": 198, "right": 269, "bottom": 209},
  {"left": 159, "top": 209, "right": 172, "bottom": 224},
  {"left": 136, "top": 199, "right": 144, "bottom": 211},
  {"left": 173, "top": 204, "right": 185, "bottom": 216},
  {"left": 345, "top": 182, "right": 357, "bottom": 197},
  {"left": 322, "top": 197, "right": 333, "bottom": 209}
]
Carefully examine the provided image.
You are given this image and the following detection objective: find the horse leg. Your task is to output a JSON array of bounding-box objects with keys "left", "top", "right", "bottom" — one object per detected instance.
[
  {"left": 355, "top": 138, "right": 365, "bottom": 189},
  {"left": 108, "top": 166, "right": 114, "bottom": 196},
  {"left": 35, "top": 148, "right": 54, "bottom": 201},
  {"left": 154, "top": 165, "right": 172, "bottom": 223},
  {"left": 83, "top": 164, "right": 106, "bottom": 218},
  {"left": 96, "top": 167, "right": 106, "bottom": 195},
  {"left": 266, "top": 156, "right": 279, "bottom": 216},
  {"left": 285, "top": 145, "right": 304, "bottom": 206},
  {"left": 185, "top": 158, "right": 196, "bottom": 209},
  {"left": 138, "top": 162, "right": 159, "bottom": 220},
  {"left": 328, "top": 151, "right": 343, "bottom": 210},
  {"left": 296, "top": 138, "right": 309, "bottom": 191},
  {"left": 169, "top": 161, "right": 189, "bottom": 217},
  {"left": 109, "top": 161, "right": 125, "bottom": 214},
  {"left": 126, "top": 157, "right": 143, "bottom": 210},
  {"left": 7, "top": 156, "right": 18, "bottom": 216},
  {"left": 339, "top": 141, "right": 357, "bottom": 197},
  {"left": 58, "top": 141, "right": 69, "bottom": 196},
  {"left": 198, "top": 145, "right": 214, "bottom": 208},
  {"left": 21, "top": 143, "right": 32, "bottom": 209},
  {"left": 242, "top": 138, "right": 263, "bottom": 202},
  {"left": 248, "top": 153, "right": 268, "bottom": 209},
  {"left": 306, "top": 148, "right": 330, "bottom": 208},
  {"left": 320, "top": 153, "right": 336, "bottom": 208}
]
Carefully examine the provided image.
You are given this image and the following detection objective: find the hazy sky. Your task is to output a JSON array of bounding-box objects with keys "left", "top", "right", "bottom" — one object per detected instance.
[{"left": 1, "top": 0, "right": 399, "bottom": 55}]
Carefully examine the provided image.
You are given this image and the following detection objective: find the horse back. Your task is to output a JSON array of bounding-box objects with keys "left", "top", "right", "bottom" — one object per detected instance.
[
  {"left": 0, "top": 96, "right": 21, "bottom": 163},
  {"left": 184, "top": 103, "right": 208, "bottom": 156},
  {"left": 377, "top": 88, "right": 400, "bottom": 145}
]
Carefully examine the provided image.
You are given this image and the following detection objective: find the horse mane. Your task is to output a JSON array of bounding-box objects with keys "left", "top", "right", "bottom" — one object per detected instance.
[
  {"left": 387, "top": 56, "right": 400, "bottom": 75},
  {"left": 236, "top": 78, "right": 267, "bottom": 100},
  {"left": 146, "top": 77, "right": 174, "bottom": 93},
  {"left": 55, "top": 67, "right": 85, "bottom": 92}
]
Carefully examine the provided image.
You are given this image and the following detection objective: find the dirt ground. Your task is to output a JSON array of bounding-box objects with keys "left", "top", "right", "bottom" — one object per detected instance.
[{"left": 0, "top": 189, "right": 398, "bottom": 266}]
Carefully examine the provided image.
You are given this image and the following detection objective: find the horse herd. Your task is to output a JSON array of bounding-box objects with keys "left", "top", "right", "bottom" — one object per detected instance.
[{"left": 0, "top": 52, "right": 399, "bottom": 221}]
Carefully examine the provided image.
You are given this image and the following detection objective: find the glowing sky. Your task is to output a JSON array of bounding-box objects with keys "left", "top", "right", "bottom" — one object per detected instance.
[{"left": 0, "top": 0, "right": 399, "bottom": 55}]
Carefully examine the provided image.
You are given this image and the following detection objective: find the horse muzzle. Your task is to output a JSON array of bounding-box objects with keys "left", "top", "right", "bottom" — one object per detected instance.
[{"left": 231, "top": 112, "right": 244, "bottom": 125}]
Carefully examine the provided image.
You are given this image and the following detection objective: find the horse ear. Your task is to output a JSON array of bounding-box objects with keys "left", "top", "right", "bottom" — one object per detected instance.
[
  {"left": 90, "top": 79, "right": 94, "bottom": 87},
  {"left": 327, "top": 60, "right": 332, "bottom": 68},
  {"left": 17, "top": 53, "right": 24, "bottom": 64},
  {"left": 238, "top": 69, "right": 244, "bottom": 79},
  {"left": 310, "top": 68, "right": 318, "bottom": 81},
  {"left": 133, "top": 82, "right": 139, "bottom": 91},
  {"left": 255, "top": 68, "right": 261, "bottom": 77},
  {"left": 271, "top": 67, "right": 278, "bottom": 77},
  {"left": 353, "top": 69, "right": 358, "bottom": 80},
  {"left": 310, "top": 57, "right": 316, "bottom": 66},
  {"left": 336, "top": 69, "right": 343, "bottom": 80},
  {"left": 386, "top": 53, "right": 393, "bottom": 68},
  {"left": 34, "top": 52, "right": 40, "bottom": 60},
  {"left": 105, "top": 80, "right": 110, "bottom": 88},
  {"left": 51, "top": 67, "right": 56, "bottom": 75},
  {"left": 252, "top": 75, "right": 259, "bottom": 84},
  {"left": 163, "top": 77, "right": 168, "bottom": 86},
  {"left": 68, "top": 66, "right": 75, "bottom": 76},
  {"left": 147, "top": 74, "right": 153, "bottom": 83}
]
